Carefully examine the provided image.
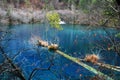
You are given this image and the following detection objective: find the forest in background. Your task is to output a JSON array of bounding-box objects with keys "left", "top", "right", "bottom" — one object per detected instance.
[{"left": 0, "top": 0, "right": 120, "bottom": 28}]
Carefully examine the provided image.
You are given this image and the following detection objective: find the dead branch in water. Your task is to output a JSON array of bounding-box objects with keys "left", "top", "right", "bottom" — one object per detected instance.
[
  {"left": 36, "top": 39, "right": 113, "bottom": 80},
  {"left": 37, "top": 39, "right": 120, "bottom": 72},
  {"left": 0, "top": 46, "right": 25, "bottom": 80},
  {"left": 96, "top": 62, "right": 120, "bottom": 72},
  {"left": 0, "top": 30, "right": 26, "bottom": 80},
  {"left": 28, "top": 62, "right": 54, "bottom": 80}
]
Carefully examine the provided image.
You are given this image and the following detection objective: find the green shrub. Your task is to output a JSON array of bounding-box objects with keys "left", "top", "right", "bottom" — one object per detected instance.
[{"left": 46, "top": 12, "right": 63, "bottom": 30}]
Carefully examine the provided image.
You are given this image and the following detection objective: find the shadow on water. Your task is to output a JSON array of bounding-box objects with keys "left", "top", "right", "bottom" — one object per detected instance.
[{"left": 0, "top": 24, "right": 120, "bottom": 80}]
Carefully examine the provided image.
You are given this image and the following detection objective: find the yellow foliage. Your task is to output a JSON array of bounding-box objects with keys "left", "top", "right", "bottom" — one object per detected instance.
[{"left": 46, "top": 12, "right": 63, "bottom": 30}]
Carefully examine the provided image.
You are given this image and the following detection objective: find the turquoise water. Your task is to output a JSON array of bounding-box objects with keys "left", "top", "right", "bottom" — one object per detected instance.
[{"left": 0, "top": 24, "right": 120, "bottom": 80}]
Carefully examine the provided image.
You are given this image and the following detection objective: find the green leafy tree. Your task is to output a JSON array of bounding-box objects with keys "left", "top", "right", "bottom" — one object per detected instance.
[{"left": 46, "top": 12, "right": 63, "bottom": 30}]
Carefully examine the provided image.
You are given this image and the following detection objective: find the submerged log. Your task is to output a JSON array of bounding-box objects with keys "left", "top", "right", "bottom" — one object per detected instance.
[
  {"left": 96, "top": 62, "right": 120, "bottom": 72},
  {"left": 48, "top": 44, "right": 58, "bottom": 51},
  {"left": 37, "top": 40, "right": 49, "bottom": 47},
  {"left": 85, "top": 54, "right": 99, "bottom": 64},
  {"left": 37, "top": 39, "right": 58, "bottom": 50},
  {"left": 82, "top": 54, "right": 120, "bottom": 72},
  {"left": 37, "top": 40, "right": 113, "bottom": 80},
  {"left": 37, "top": 39, "right": 120, "bottom": 79},
  {"left": 56, "top": 50, "right": 113, "bottom": 80}
]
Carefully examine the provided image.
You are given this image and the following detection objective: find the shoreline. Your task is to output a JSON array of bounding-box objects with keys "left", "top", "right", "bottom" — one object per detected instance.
[
  {"left": 0, "top": 7, "right": 119, "bottom": 28},
  {"left": 0, "top": 8, "right": 102, "bottom": 26}
]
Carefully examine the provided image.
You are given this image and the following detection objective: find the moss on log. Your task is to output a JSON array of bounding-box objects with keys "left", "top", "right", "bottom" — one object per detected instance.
[{"left": 55, "top": 50, "right": 113, "bottom": 80}]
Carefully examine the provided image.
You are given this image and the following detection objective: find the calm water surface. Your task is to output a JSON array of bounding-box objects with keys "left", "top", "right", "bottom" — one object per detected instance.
[{"left": 0, "top": 24, "right": 120, "bottom": 80}]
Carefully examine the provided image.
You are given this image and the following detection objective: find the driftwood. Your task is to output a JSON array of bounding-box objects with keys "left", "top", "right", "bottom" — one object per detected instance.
[
  {"left": 37, "top": 40, "right": 58, "bottom": 50},
  {"left": 37, "top": 40, "right": 114, "bottom": 80},
  {"left": 37, "top": 40, "right": 120, "bottom": 72},
  {"left": 84, "top": 54, "right": 99, "bottom": 64},
  {"left": 79, "top": 54, "right": 120, "bottom": 72},
  {"left": 48, "top": 44, "right": 58, "bottom": 51},
  {"left": 96, "top": 62, "right": 120, "bottom": 72},
  {"left": 37, "top": 40, "right": 49, "bottom": 47}
]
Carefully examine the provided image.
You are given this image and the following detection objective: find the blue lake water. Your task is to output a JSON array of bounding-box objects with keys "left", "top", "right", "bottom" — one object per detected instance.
[{"left": 0, "top": 24, "right": 120, "bottom": 80}]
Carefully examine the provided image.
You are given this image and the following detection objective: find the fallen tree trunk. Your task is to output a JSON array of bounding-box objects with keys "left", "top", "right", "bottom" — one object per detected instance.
[
  {"left": 37, "top": 40, "right": 113, "bottom": 80},
  {"left": 55, "top": 50, "right": 113, "bottom": 80}
]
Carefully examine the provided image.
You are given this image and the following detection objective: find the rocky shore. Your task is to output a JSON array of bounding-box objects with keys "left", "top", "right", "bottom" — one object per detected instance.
[{"left": 0, "top": 7, "right": 102, "bottom": 26}]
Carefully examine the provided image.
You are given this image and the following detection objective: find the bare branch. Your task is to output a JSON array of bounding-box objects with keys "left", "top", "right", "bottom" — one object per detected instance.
[
  {"left": 12, "top": 48, "right": 35, "bottom": 60},
  {"left": 0, "top": 46, "right": 26, "bottom": 80},
  {"left": 28, "top": 63, "right": 54, "bottom": 80}
]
